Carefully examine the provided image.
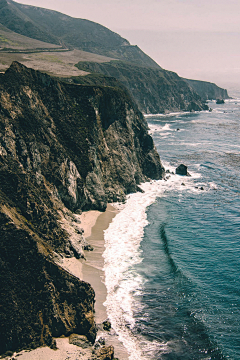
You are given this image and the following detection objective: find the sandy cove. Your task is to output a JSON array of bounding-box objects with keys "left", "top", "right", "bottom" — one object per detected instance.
[{"left": 5, "top": 205, "right": 129, "bottom": 360}]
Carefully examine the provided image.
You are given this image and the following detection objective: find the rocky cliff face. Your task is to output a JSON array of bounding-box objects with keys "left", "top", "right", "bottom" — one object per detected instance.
[
  {"left": 76, "top": 61, "right": 208, "bottom": 114},
  {"left": 0, "top": 213, "right": 96, "bottom": 353},
  {"left": 0, "top": 62, "right": 164, "bottom": 355},
  {"left": 185, "top": 78, "right": 230, "bottom": 101}
]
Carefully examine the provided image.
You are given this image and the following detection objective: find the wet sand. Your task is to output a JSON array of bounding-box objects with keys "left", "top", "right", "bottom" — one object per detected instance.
[{"left": 82, "top": 204, "right": 129, "bottom": 359}]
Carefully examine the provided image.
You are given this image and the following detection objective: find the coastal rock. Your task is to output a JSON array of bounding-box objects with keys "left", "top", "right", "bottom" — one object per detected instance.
[
  {"left": 176, "top": 164, "right": 191, "bottom": 176},
  {"left": 2, "top": 61, "right": 164, "bottom": 211},
  {"left": 0, "top": 211, "right": 96, "bottom": 355},
  {"left": 216, "top": 99, "right": 225, "bottom": 104},
  {"left": 94, "top": 337, "right": 106, "bottom": 348}
]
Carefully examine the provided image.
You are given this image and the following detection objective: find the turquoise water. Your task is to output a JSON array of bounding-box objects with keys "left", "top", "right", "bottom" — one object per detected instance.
[{"left": 103, "top": 99, "right": 240, "bottom": 359}]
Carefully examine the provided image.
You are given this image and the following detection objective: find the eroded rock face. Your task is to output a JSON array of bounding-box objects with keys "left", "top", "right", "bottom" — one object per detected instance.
[
  {"left": 0, "top": 62, "right": 164, "bottom": 354},
  {"left": 0, "top": 211, "right": 96, "bottom": 354},
  {"left": 0, "top": 61, "right": 164, "bottom": 212}
]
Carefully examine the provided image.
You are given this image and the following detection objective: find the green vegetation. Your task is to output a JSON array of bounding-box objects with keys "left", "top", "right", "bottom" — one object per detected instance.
[{"left": 0, "top": 34, "right": 15, "bottom": 44}]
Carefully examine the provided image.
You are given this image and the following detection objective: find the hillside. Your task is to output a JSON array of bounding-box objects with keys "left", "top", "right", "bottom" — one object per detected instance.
[
  {"left": 0, "top": 23, "right": 61, "bottom": 51},
  {"left": 0, "top": 0, "right": 160, "bottom": 68}
]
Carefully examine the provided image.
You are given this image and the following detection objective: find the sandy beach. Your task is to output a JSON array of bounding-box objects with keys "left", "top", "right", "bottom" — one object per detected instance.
[
  {"left": 81, "top": 204, "right": 129, "bottom": 359},
  {"left": 5, "top": 205, "right": 129, "bottom": 360}
]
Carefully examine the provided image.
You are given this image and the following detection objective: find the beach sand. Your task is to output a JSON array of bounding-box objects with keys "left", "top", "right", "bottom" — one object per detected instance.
[
  {"left": 6, "top": 205, "right": 129, "bottom": 360},
  {"left": 82, "top": 204, "right": 117, "bottom": 324},
  {"left": 82, "top": 204, "right": 129, "bottom": 359}
]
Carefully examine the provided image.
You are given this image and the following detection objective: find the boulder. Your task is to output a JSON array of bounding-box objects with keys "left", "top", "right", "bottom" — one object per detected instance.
[
  {"left": 96, "top": 345, "right": 114, "bottom": 360},
  {"left": 94, "top": 337, "right": 106, "bottom": 349},
  {"left": 176, "top": 164, "right": 191, "bottom": 176},
  {"left": 103, "top": 320, "right": 111, "bottom": 331},
  {"left": 216, "top": 99, "right": 225, "bottom": 104},
  {"left": 69, "top": 334, "right": 92, "bottom": 348}
]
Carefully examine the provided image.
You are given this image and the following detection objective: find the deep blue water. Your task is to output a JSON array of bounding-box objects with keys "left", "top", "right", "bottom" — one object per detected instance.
[
  {"left": 138, "top": 100, "right": 240, "bottom": 359},
  {"left": 104, "top": 99, "right": 240, "bottom": 359}
]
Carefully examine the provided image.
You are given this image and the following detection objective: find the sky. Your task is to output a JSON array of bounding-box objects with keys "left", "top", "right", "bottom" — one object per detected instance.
[{"left": 14, "top": 0, "right": 240, "bottom": 90}]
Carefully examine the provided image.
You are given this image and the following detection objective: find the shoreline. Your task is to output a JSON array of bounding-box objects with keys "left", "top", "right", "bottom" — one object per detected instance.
[
  {"left": 81, "top": 204, "right": 117, "bottom": 324},
  {"left": 82, "top": 204, "right": 130, "bottom": 360}
]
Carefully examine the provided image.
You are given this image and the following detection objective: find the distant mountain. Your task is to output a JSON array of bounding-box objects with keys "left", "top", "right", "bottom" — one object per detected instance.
[{"left": 0, "top": 0, "right": 160, "bottom": 68}]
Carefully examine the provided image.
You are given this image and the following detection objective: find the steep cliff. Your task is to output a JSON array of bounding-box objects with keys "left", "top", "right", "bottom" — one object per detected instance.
[
  {"left": 0, "top": 62, "right": 164, "bottom": 355},
  {"left": 185, "top": 78, "right": 230, "bottom": 101},
  {"left": 76, "top": 60, "right": 208, "bottom": 114}
]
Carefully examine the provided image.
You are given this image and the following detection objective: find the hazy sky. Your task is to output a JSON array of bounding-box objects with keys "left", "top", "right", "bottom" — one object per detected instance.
[{"left": 14, "top": 0, "right": 240, "bottom": 89}]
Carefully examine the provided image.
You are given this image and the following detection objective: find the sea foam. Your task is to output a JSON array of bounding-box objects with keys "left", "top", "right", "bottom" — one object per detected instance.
[{"left": 103, "top": 171, "right": 203, "bottom": 359}]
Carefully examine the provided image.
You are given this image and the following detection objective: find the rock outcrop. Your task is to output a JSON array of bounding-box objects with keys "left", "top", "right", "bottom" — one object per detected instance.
[{"left": 0, "top": 62, "right": 164, "bottom": 355}]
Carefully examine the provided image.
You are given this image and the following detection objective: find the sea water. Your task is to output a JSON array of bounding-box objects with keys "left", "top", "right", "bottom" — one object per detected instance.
[{"left": 103, "top": 97, "right": 240, "bottom": 359}]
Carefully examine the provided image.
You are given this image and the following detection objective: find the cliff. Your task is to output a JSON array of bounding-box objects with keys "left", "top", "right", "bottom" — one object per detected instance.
[
  {"left": 0, "top": 62, "right": 164, "bottom": 355},
  {"left": 75, "top": 60, "right": 208, "bottom": 114},
  {"left": 185, "top": 78, "right": 230, "bottom": 101}
]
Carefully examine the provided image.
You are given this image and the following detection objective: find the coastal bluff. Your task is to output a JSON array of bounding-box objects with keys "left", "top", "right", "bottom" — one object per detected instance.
[
  {"left": 0, "top": 62, "right": 164, "bottom": 355},
  {"left": 185, "top": 78, "right": 230, "bottom": 101}
]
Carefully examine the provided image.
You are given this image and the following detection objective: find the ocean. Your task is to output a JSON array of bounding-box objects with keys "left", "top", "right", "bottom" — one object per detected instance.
[{"left": 102, "top": 96, "right": 240, "bottom": 359}]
